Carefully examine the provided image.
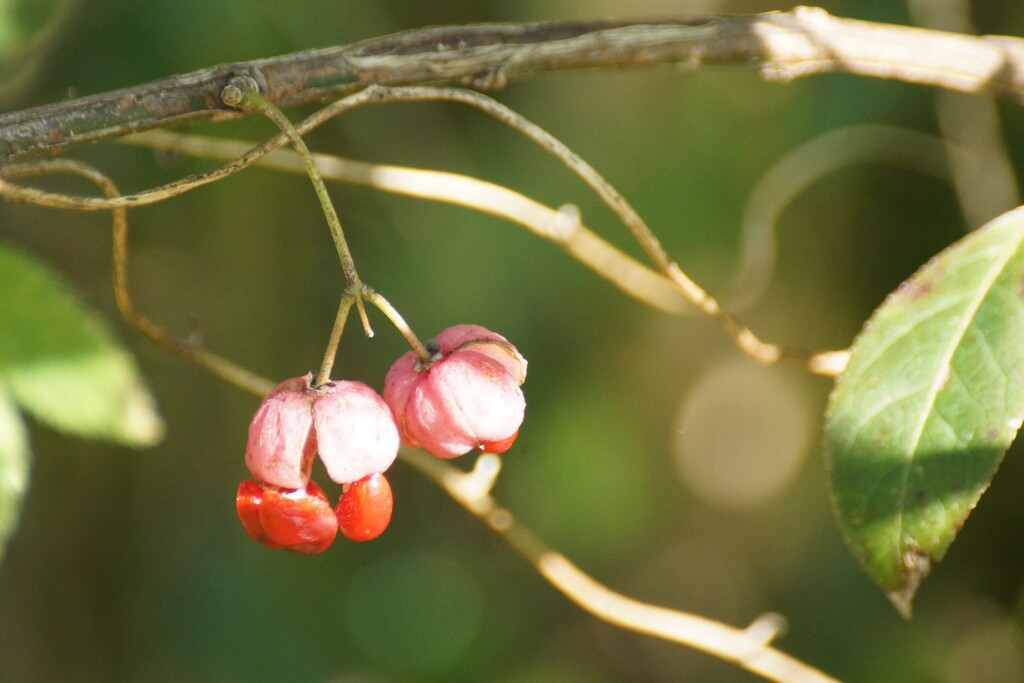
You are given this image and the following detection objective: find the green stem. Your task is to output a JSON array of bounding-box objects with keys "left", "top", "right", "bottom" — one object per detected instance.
[
  {"left": 222, "top": 77, "right": 360, "bottom": 287},
  {"left": 222, "top": 77, "right": 379, "bottom": 383},
  {"left": 221, "top": 79, "right": 431, "bottom": 367},
  {"left": 316, "top": 291, "right": 356, "bottom": 386},
  {"left": 363, "top": 287, "right": 430, "bottom": 362}
]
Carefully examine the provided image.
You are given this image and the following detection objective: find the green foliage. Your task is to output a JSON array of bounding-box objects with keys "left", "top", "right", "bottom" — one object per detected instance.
[
  {"left": 0, "top": 242, "right": 162, "bottom": 558},
  {"left": 0, "top": 0, "right": 69, "bottom": 101},
  {"left": 0, "top": 384, "right": 28, "bottom": 564},
  {"left": 0, "top": 0, "right": 38, "bottom": 53},
  {"left": 826, "top": 206, "right": 1024, "bottom": 617}
]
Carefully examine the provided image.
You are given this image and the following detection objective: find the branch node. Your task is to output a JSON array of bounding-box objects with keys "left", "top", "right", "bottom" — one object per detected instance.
[
  {"left": 551, "top": 203, "right": 582, "bottom": 241},
  {"left": 221, "top": 73, "right": 264, "bottom": 109},
  {"left": 807, "top": 349, "right": 850, "bottom": 377},
  {"left": 743, "top": 612, "right": 788, "bottom": 646},
  {"left": 792, "top": 5, "right": 834, "bottom": 25},
  {"left": 462, "top": 66, "right": 509, "bottom": 91},
  {"left": 459, "top": 452, "right": 503, "bottom": 500},
  {"left": 487, "top": 507, "right": 514, "bottom": 532}
]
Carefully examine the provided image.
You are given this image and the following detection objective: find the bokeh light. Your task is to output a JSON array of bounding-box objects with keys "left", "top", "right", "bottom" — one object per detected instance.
[{"left": 673, "top": 356, "right": 811, "bottom": 508}]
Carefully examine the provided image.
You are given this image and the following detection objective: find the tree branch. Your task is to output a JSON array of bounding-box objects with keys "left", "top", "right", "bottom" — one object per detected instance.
[
  {"left": 3, "top": 6, "right": 1024, "bottom": 164},
  {"left": 401, "top": 449, "right": 841, "bottom": 683}
]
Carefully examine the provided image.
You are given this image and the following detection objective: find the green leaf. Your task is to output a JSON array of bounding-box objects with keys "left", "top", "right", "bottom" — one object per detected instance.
[
  {"left": 825, "top": 206, "right": 1024, "bottom": 617},
  {"left": 0, "top": 243, "right": 164, "bottom": 446},
  {"left": 0, "top": 382, "right": 29, "bottom": 562}
]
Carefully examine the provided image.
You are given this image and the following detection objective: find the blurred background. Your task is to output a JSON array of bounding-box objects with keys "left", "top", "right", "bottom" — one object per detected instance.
[{"left": 3, "top": 0, "right": 1024, "bottom": 681}]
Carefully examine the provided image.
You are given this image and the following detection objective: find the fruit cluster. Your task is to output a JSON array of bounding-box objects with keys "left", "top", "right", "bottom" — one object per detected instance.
[{"left": 236, "top": 325, "right": 527, "bottom": 554}]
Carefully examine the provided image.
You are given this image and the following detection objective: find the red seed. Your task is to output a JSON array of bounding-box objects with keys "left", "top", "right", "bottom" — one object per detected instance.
[
  {"left": 480, "top": 429, "right": 519, "bottom": 454},
  {"left": 336, "top": 473, "right": 393, "bottom": 542},
  {"left": 237, "top": 480, "right": 337, "bottom": 554},
  {"left": 236, "top": 480, "right": 279, "bottom": 549}
]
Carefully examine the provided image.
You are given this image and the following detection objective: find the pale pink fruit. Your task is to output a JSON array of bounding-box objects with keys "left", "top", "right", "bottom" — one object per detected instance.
[
  {"left": 245, "top": 376, "right": 317, "bottom": 489},
  {"left": 383, "top": 325, "right": 527, "bottom": 459},
  {"left": 313, "top": 381, "right": 400, "bottom": 486},
  {"left": 245, "top": 374, "right": 399, "bottom": 488}
]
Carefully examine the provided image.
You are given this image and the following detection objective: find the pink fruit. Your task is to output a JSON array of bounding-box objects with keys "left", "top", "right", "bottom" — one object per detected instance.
[
  {"left": 240, "top": 375, "right": 402, "bottom": 550},
  {"left": 313, "top": 382, "right": 401, "bottom": 487},
  {"left": 336, "top": 473, "right": 393, "bottom": 542},
  {"left": 245, "top": 376, "right": 318, "bottom": 490},
  {"left": 383, "top": 324, "right": 527, "bottom": 459},
  {"left": 245, "top": 374, "right": 399, "bottom": 488}
]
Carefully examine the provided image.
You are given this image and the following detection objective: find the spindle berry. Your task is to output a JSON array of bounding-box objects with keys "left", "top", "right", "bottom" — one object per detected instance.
[
  {"left": 238, "top": 373, "right": 400, "bottom": 552},
  {"left": 245, "top": 374, "right": 399, "bottom": 489},
  {"left": 383, "top": 324, "right": 527, "bottom": 459}
]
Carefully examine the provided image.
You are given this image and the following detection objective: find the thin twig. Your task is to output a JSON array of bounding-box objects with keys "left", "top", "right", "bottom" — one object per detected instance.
[
  {"left": 119, "top": 132, "right": 857, "bottom": 375},
  {"left": 0, "top": 84, "right": 850, "bottom": 376},
  {"left": 316, "top": 292, "right": 355, "bottom": 387},
  {"left": 0, "top": 87, "right": 386, "bottom": 211},
  {"left": 293, "top": 85, "right": 844, "bottom": 372},
  {"left": 222, "top": 78, "right": 362, "bottom": 287},
  {"left": 400, "top": 449, "right": 841, "bottom": 683},
  {"left": 0, "top": 161, "right": 277, "bottom": 397},
  {"left": 363, "top": 288, "right": 430, "bottom": 361},
  {"left": 4, "top": 7, "right": 1024, "bottom": 163},
  {"left": 122, "top": 128, "right": 692, "bottom": 317}
]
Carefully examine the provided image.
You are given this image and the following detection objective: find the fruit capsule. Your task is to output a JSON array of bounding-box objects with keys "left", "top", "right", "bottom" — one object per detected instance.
[
  {"left": 384, "top": 325, "right": 527, "bottom": 459},
  {"left": 245, "top": 374, "right": 399, "bottom": 489}
]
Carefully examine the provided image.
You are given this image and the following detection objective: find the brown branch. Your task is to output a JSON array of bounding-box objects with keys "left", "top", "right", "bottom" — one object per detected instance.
[
  {"left": 401, "top": 450, "right": 841, "bottom": 683},
  {"left": 3, "top": 6, "right": 1024, "bottom": 164}
]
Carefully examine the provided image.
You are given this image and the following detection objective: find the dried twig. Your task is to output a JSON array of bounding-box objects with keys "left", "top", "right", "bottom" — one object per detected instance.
[
  {"left": 0, "top": 158, "right": 841, "bottom": 679},
  {"left": 123, "top": 127, "right": 691, "bottom": 317},
  {"left": 0, "top": 82, "right": 852, "bottom": 376},
  {"left": 401, "top": 450, "right": 841, "bottom": 683},
  {"left": 4, "top": 6, "right": 1024, "bottom": 163}
]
